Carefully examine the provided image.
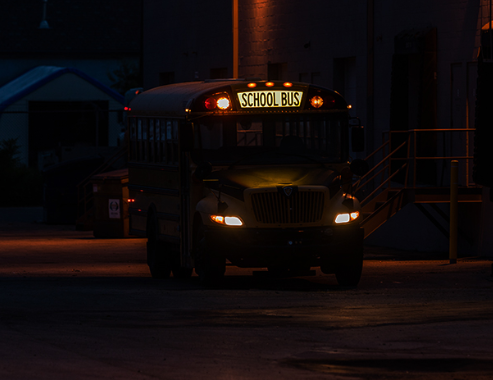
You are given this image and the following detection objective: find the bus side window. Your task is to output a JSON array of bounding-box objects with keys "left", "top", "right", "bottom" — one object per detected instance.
[
  {"left": 130, "top": 118, "right": 137, "bottom": 160},
  {"left": 142, "top": 119, "right": 148, "bottom": 162},
  {"left": 149, "top": 119, "right": 155, "bottom": 163},
  {"left": 155, "top": 119, "right": 161, "bottom": 162},
  {"left": 172, "top": 120, "right": 179, "bottom": 164},
  {"left": 137, "top": 118, "right": 143, "bottom": 161},
  {"left": 166, "top": 121, "right": 173, "bottom": 164},
  {"left": 160, "top": 119, "right": 167, "bottom": 163}
]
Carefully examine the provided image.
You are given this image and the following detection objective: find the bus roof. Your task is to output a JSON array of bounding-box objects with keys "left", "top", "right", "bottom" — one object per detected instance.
[{"left": 128, "top": 80, "right": 347, "bottom": 118}]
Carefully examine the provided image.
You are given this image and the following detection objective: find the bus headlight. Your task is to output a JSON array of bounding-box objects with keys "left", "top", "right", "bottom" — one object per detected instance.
[
  {"left": 335, "top": 211, "right": 360, "bottom": 224},
  {"left": 210, "top": 215, "right": 243, "bottom": 226}
]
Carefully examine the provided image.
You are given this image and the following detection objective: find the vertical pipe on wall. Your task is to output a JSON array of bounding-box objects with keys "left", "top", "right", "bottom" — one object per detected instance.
[
  {"left": 450, "top": 160, "right": 458, "bottom": 264},
  {"left": 233, "top": 0, "right": 239, "bottom": 78},
  {"left": 488, "top": 0, "right": 493, "bottom": 59},
  {"left": 367, "top": 0, "right": 375, "bottom": 156}
]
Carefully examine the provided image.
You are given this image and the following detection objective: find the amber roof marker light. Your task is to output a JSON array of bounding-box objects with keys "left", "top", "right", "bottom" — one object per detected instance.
[
  {"left": 283, "top": 82, "right": 293, "bottom": 87},
  {"left": 310, "top": 95, "right": 323, "bottom": 108},
  {"left": 265, "top": 82, "right": 275, "bottom": 87},
  {"left": 247, "top": 83, "right": 257, "bottom": 88}
]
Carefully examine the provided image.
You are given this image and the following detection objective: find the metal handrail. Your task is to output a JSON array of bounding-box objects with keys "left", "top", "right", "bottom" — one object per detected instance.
[
  {"left": 355, "top": 139, "right": 407, "bottom": 193},
  {"left": 357, "top": 128, "right": 478, "bottom": 212},
  {"left": 360, "top": 163, "right": 407, "bottom": 205}
]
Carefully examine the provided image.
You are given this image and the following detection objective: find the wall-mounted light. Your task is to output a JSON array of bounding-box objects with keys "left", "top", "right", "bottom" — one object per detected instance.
[{"left": 39, "top": 0, "right": 50, "bottom": 29}]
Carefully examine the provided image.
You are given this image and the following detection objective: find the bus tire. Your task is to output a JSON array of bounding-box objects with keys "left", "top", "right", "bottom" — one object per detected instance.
[
  {"left": 335, "top": 260, "right": 363, "bottom": 287},
  {"left": 267, "top": 266, "right": 289, "bottom": 277},
  {"left": 194, "top": 223, "right": 225, "bottom": 285},
  {"left": 146, "top": 217, "right": 172, "bottom": 279}
]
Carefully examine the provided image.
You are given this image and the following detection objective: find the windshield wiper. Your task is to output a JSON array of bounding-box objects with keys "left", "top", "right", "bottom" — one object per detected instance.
[
  {"left": 274, "top": 151, "right": 328, "bottom": 167},
  {"left": 227, "top": 149, "right": 277, "bottom": 170}
]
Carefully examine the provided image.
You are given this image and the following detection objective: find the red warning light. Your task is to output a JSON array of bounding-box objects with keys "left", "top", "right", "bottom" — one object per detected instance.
[{"left": 204, "top": 97, "right": 217, "bottom": 110}]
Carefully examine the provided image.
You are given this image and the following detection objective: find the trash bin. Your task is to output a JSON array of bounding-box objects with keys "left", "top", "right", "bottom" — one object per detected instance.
[{"left": 92, "top": 168, "right": 130, "bottom": 238}]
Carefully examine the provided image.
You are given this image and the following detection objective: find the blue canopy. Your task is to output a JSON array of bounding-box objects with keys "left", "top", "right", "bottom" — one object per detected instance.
[{"left": 0, "top": 66, "right": 124, "bottom": 112}]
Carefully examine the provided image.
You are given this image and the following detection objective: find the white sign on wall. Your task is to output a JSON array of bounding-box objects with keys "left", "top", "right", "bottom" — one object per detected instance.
[{"left": 109, "top": 199, "right": 121, "bottom": 219}]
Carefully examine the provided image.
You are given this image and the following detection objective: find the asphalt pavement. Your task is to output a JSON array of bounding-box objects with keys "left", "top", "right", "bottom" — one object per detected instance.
[{"left": 1, "top": 208, "right": 493, "bottom": 379}]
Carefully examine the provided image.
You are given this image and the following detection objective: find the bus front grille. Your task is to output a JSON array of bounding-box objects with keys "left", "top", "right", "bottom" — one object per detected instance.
[{"left": 250, "top": 191, "right": 325, "bottom": 224}]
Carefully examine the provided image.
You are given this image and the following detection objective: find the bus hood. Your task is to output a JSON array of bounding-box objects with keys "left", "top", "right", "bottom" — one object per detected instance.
[{"left": 203, "top": 166, "right": 340, "bottom": 201}]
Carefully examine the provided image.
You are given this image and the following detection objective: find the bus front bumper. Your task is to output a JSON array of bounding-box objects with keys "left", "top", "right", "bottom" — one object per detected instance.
[{"left": 204, "top": 225, "right": 363, "bottom": 269}]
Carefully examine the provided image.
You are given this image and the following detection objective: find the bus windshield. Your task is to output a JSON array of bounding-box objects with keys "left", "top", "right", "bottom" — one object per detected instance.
[{"left": 193, "top": 114, "right": 348, "bottom": 166}]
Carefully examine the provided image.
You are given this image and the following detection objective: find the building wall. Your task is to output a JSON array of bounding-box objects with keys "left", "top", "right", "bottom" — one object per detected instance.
[
  {"left": 143, "top": 0, "right": 232, "bottom": 89},
  {"left": 237, "top": 0, "right": 482, "bottom": 147}
]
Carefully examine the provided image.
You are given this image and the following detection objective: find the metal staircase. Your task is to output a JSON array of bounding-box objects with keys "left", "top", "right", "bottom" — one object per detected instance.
[{"left": 355, "top": 128, "right": 482, "bottom": 239}]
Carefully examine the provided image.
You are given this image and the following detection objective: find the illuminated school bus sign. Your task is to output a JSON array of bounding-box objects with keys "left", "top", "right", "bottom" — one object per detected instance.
[{"left": 237, "top": 90, "right": 303, "bottom": 108}]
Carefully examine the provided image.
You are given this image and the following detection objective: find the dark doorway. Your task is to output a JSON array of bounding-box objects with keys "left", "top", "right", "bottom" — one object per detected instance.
[
  {"left": 28, "top": 101, "right": 109, "bottom": 168},
  {"left": 389, "top": 28, "right": 437, "bottom": 185},
  {"left": 210, "top": 67, "right": 228, "bottom": 79}
]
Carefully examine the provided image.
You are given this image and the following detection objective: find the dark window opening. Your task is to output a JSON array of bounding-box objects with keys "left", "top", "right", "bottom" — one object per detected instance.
[
  {"left": 28, "top": 101, "right": 109, "bottom": 168},
  {"left": 159, "top": 72, "right": 175, "bottom": 86},
  {"left": 210, "top": 67, "right": 228, "bottom": 79}
]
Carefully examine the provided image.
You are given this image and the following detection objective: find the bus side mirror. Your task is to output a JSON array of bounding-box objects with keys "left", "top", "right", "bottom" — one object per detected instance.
[
  {"left": 351, "top": 127, "right": 365, "bottom": 152},
  {"left": 180, "top": 122, "right": 194, "bottom": 152},
  {"left": 194, "top": 162, "right": 212, "bottom": 180}
]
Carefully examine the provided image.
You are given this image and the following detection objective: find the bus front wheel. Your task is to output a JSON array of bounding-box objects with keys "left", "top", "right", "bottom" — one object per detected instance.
[
  {"left": 334, "top": 260, "right": 363, "bottom": 287},
  {"left": 146, "top": 218, "right": 172, "bottom": 279},
  {"left": 194, "top": 223, "right": 225, "bottom": 284},
  {"left": 171, "top": 261, "right": 193, "bottom": 279}
]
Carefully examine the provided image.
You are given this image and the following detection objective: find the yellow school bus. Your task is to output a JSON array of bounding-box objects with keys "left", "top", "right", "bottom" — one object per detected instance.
[{"left": 127, "top": 79, "right": 368, "bottom": 285}]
